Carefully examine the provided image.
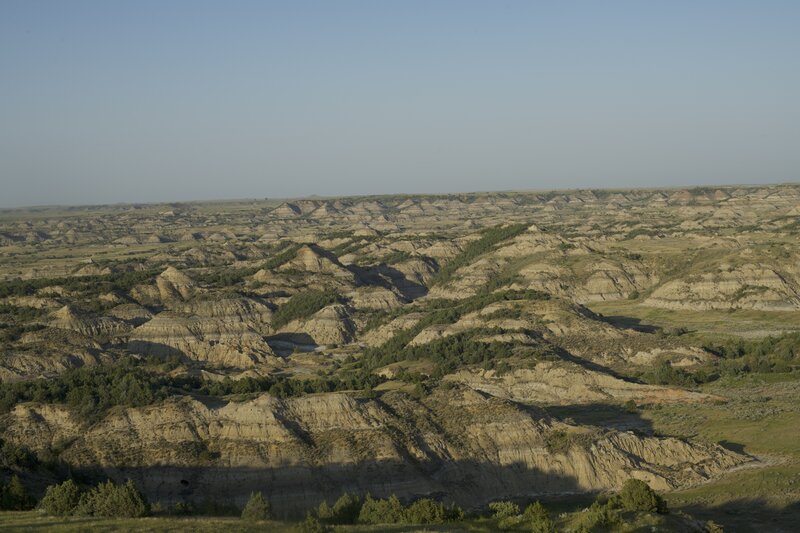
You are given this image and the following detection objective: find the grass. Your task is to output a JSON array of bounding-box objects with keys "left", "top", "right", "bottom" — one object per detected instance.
[
  {"left": 0, "top": 512, "right": 296, "bottom": 532},
  {"left": 642, "top": 373, "right": 800, "bottom": 532},
  {"left": 0, "top": 512, "right": 509, "bottom": 532},
  {"left": 587, "top": 300, "right": 800, "bottom": 337}
]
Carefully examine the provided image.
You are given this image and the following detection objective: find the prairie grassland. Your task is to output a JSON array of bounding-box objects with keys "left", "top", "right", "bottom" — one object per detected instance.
[{"left": 588, "top": 301, "right": 800, "bottom": 337}]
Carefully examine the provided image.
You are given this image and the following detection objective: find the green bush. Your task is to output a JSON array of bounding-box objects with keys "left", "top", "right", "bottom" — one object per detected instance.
[
  {"left": 489, "top": 500, "right": 520, "bottom": 519},
  {"left": 404, "top": 498, "right": 447, "bottom": 524},
  {"left": 356, "top": 494, "right": 462, "bottom": 525},
  {"left": 40, "top": 479, "right": 81, "bottom": 516},
  {"left": 618, "top": 478, "right": 666, "bottom": 513},
  {"left": 576, "top": 500, "right": 620, "bottom": 530},
  {"left": 525, "top": 501, "right": 556, "bottom": 533},
  {"left": 241, "top": 491, "right": 271, "bottom": 521},
  {"left": 77, "top": 480, "right": 149, "bottom": 518},
  {"left": 0, "top": 475, "right": 36, "bottom": 510},
  {"left": 317, "top": 492, "right": 362, "bottom": 524},
  {"left": 297, "top": 513, "right": 329, "bottom": 532},
  {"left": 358, "top": 494, "right": 406, "bottom": 524}
]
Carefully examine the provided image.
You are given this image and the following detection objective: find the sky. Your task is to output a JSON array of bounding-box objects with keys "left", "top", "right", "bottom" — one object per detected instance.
[{"left": 1, "top": 1, "right": 799, "bottom": 207}]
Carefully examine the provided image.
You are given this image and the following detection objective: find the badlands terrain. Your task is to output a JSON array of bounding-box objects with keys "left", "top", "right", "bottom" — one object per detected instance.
[{"left": 1, "top": 184, "right": 800, "bottom": 531}]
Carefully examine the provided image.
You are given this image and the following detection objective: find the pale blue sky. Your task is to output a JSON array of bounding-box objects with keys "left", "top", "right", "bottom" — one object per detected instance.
[{"left": 1, "top": 1, "right": 798, "bottom": 207}]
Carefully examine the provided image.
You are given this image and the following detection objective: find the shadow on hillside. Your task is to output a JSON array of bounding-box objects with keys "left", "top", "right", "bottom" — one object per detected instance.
[
  {"left": 678, "top": 498, "right": 800, "bottom": 533},
  {"left": 70, "top": 459, "right": 585, "bottom": 520},
  {"left": 355, "top": 263, "right": 430, "bottom": 301},
  {"left": 550, "top": 344, "right": 644, "bottom": 383},
  {"left": 596, "top": 315, "right": 660, "bottom": 333},
  {"left": 543, "top": 403, "right": 655, "bottom": 434}
]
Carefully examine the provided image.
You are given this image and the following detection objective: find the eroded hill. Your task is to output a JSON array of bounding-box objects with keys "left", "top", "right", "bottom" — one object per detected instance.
[{"left": 1, "top": 184, "right": 799, "bottom": 516}]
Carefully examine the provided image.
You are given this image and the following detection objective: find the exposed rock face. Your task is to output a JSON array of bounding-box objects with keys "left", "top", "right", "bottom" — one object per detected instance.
[
  {"left": 131, "top": 267, "right": 203, "bottom": 306},
  {"left": 127, "top": 296, "right": 276, "bottom": 367},
  {"left": 644, "top": 264, "right": 800, "bottom": 310},
  {"left": 281, "top": 245, "right": 359, "bottom": 282},
  {"left": 579, "top": 261, "right": 658, "bottom": 302},
  {"left": 1, "top": 388, "right": 748, "bottom": 514},
  {"left": 279, "top": 304, "right": 356, "bottom": 345},
  {"left": 346, "top": 287, "right": 405, "bottom": 311},
  {"left": 0, "top": 329, "right": 108, "bottom": 381},
  {"left": 49, "top": 305, "right": 130, "bottom": 339}
]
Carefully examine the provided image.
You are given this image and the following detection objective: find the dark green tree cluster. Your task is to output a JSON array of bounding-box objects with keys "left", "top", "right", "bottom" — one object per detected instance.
[
  {"left": 0, "top": 475, "right": 35, "bottom": 510},
  {"left": 0, "top": 303, "right": 48, "bottom": 342},
  {"left": 261, "top": 242, "right": 303, "bottom": 270},
  {"left": 0, "top": 268, "right": 160, "bottom": 299},
  {"left": 0, "top": 439, "right": 39, "bottom": 470},
  {"left": 357, "top": 494, "right": 463, "bottom": 525},
  {"left": 0, "top": 358, "right": 171, "bottom": 418},
  {"left": 361, "top": 288, "right": 549, "bottom": 373},
  {"left": 705, "top": 332, "right": 800, "bottom": 374},
  {"left": 40, "top": 478, "right": 148, "bottom": 518},
  {"left": 0, "top": 355, "right": 386, "bottom": 418},
  {"left": 316, "top": 492, "right": 362, "bottom": 524},
  {"left": 642, "top": 358, "right": 699, "bottom": 387},
  {"left": 430, "top": 223, "right": 530, "bottom": 286},
  {"left": 272, "top": 289, "right": 342, "bottom": 328}
]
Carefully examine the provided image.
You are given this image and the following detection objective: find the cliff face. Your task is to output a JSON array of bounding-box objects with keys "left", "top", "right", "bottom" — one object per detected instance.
[{"left": 2, "top": 387, "right": 748, "bottom": 515}]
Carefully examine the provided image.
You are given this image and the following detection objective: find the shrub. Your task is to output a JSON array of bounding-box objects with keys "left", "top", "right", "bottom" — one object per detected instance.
[
  {"left": 297, "top": 513, "right": 329, "bottom": 533},
  {"left": 576, "top": 500, "right": 620, "bottom": 530},
  {"left": 241, "top": 491, "right": 272, "bottom": 521},
  {"left": 317, "top": 492, "right": 362, "bottom": 524},
  {"left": 77, "top": 479, "right": 149, "bottom": 518},
  {"left": 618, "top": 478, "right": 666, "bottom": 513},
  {"left": 0, "top": 475, "right": 36, "bottom": 510},
  {"left": 40, "top": 479, "right": 81, "bottom": 516},
  {"left": 489, "top": 500, "right": 520, "bottom": 519},
  {"left": 525, "top": 501, "right": 556, "bottom": 533},
  {"left": 404, "top": 498, "right": 447, "bottom": 524},
  {"left": 358, "top": 494, "right": 405, "bottom": 524}
]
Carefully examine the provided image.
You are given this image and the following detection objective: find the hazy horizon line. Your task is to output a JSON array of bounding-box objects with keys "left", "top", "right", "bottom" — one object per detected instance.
[{"left": 2, "top": 179, "right": 797, "bottom": 212}]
